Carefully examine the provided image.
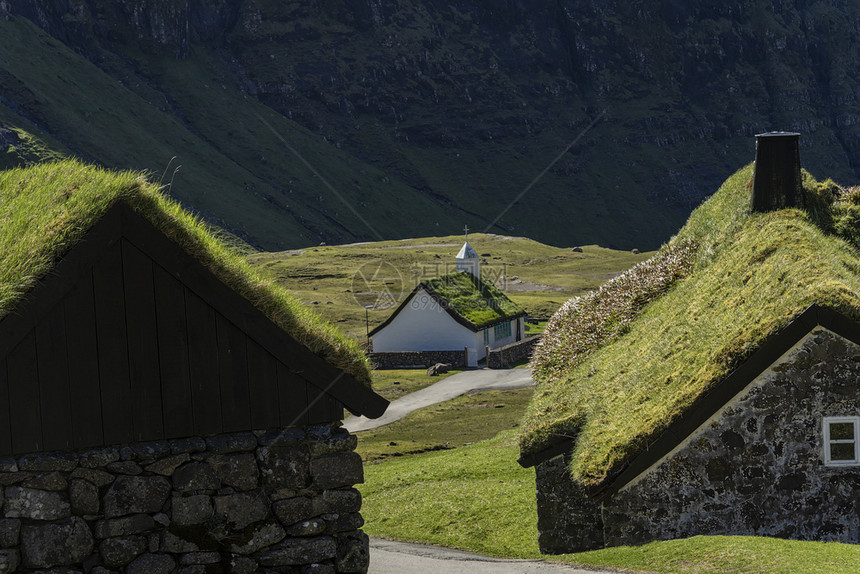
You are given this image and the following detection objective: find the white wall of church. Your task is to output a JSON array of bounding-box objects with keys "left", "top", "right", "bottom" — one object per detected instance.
[{"left": 372, "top": 288, "right": 483, "bottom": 364}]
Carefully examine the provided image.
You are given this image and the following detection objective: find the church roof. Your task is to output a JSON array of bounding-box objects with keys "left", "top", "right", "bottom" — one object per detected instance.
[
  {"left": 370, "top": 271, "right": 526, "bottom": 335},
  {"left": 456, "top": 241, "right": 479, "bottom": 259},
  {"left": 518, "top": 165, "right": 860, "bottom": 496}
]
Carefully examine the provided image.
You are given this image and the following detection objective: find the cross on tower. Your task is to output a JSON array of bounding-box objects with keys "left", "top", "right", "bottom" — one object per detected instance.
[{"left": 464, "top": 225, "right": 470, "bottom": 241}]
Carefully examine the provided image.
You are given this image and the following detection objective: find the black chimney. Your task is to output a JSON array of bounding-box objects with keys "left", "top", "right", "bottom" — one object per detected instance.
[{"left": 751, "top": 132, "right": 803, "bottom": 212}]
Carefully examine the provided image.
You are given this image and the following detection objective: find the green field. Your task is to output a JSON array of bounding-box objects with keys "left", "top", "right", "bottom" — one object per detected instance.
[{"left": 247, "top": 233, "right": 650, "bottom": 340}]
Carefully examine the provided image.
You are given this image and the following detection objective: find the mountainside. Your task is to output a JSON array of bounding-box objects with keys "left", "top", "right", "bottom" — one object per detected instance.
[{"left": 1, "top": 1, "right": 859, "bottom": 250}]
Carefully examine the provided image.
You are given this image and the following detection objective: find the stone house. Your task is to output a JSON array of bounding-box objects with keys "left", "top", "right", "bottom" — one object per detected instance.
[
  {"left": 518, "top": 137, "right": 860, "bottom": 553},
  {"left": 370, "top": 241, "right": 526, "bottom": 367},
  {"left": 0, "top": 162, "right": 388, "bottom": 572}
]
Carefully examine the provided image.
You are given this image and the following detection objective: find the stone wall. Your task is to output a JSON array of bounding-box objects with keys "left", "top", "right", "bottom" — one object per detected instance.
[
  {"left": 603, "top": 328, "right": 860, "bottom": 546},
  {"left": 487, "top": 335, "right": 541, "bottom": 369},
  {"left": 0, "top": 423, "right": 369, "bottom": 573},
  {"left": 368, "top": 350, "right": 466, "bottom": 369},
  {"left": 534, "top": 454, "right": 603, "bottom": 554},
  {"left": 534, "top": 328, "right": 860, "bottom": 553}
]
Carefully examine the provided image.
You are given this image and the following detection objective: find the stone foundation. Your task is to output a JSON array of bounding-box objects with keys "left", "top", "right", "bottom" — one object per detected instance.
[
  {"left": 0, "top": 424, "right": 369, "bottom": 573},
  {"left": 368, "top": 350, "right": 466, "bottom": 369}
]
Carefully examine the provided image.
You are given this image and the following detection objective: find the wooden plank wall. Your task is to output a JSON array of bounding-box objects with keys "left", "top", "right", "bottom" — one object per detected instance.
[{"left": 0, "top": 236, "right": 343, "bottom": 456}]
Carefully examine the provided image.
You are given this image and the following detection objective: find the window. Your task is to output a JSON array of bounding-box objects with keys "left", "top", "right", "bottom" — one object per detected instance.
[
  {"left": 823, "top": 417, "right": 860, "bottom": 466},
  {"left": 494, "top": 321, "right": 512, "bottom": 340},
  {"left": 483, "top": 329, "right": 490, "bottom": 346}
]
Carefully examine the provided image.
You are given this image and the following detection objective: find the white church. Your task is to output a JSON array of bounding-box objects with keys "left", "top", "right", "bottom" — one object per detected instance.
[{"left": 369, "top": 240, "right": 526, "bottom": 367}]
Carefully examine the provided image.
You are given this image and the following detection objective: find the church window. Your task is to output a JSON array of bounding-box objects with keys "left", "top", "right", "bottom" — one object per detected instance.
[
  {"left": 823, "top": 417, "right": 860, "bottom": 466},
  {"left": 494, "top": 321, "right": 512, "bottom": 340}
]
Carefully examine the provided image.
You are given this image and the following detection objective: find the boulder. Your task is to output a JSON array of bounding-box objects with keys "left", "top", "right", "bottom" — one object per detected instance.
[{"left": 426, "top": 363, "right": 452, "bottom": 376}]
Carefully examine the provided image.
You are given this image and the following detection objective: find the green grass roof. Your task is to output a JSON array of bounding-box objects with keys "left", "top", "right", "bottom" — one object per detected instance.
[
  {"left": 519, "top": 164, "right": 860, "bottom": 488},
  {"left": 423, "top": 272, "right": 525, "bottom": 328},
  {"left": 0, "top": 159, "right": 371, "bottom": 385}
]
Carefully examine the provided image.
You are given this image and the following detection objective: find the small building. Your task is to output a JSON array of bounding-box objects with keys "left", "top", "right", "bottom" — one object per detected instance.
[
  {"left": 0, "top": 161, "right": 388, "bottom": 572},
  {"left": 518, "top": 159, "right": 860, "bottom": 552},
  {"left": 369, "top": 241, "right": 526, "bottom": 367}
]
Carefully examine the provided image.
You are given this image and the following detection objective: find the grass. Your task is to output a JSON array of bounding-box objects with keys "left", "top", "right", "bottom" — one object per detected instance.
[
  {"left": 519, "top": 164, "right": 860, "bottom": 488},
  {"left": 0, "top": 160, "right": 371, "bottom": 384},
  {"left": 355, "top": 388, "right": 533, "bottom": 461},
  {"left": 360, "top": 430, "right": 860, "bottom": 573},
  {"left": 423, "top": 271, "right": 524, "bottom": 327},
  {"left": 247, "top": 234, "right": 650, "bottom": 340}
]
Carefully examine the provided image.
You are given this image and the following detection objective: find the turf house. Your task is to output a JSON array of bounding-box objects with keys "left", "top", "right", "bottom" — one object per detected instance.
[
  {"left": 369, "top": 241, "right": 527, "bottom": 367},
  {"left": 519, "top": 135, "right": 860, "bottom": 552},
  {"left": 0, "top": 160, "right": 388, "bottom": 572}
]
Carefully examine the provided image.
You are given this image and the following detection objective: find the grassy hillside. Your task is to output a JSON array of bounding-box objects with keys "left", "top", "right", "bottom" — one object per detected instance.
[
  {"left": 246, "top": 233, "right": 650, "bottom": 340},
  {"left": 4, "top": 2, "right": 860, "bottom": 252}
]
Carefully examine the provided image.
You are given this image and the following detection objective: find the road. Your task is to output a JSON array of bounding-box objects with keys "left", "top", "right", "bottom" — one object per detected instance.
[
  {"left": 344, "top": 368, "right": 534, "bottom": 432},
  {"left": 369, "top": 539, "right": 616, "bottom": 574}
]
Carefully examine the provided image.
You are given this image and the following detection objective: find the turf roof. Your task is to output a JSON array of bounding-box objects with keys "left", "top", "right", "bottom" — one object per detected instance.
[
  {"left": 0, "top": 160, "right": 371, "bottom": 385},
  {"left": 519, "top": 164, "right": 860, "bottom": 489},
  {"left": 422, "top": 271, "right": 526, "bottom": 329}
]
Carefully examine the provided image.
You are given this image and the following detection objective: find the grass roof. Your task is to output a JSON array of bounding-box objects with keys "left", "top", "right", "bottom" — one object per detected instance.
[
  {"left": 423, "top": 271, "right": 525, "bottom": 328},
  {"left": 519, "top": 164, "right": 860, "bottom": 488},
  {"left": 0, "top": 159, "right": 371, "bottom": 385}
]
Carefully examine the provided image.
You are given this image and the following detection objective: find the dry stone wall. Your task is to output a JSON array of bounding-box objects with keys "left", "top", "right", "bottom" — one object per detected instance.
[
  {"left": 368, "top": 350, "right": 465, "bottom": 369},
  {"left": 0, "top": 424, "right": 369, "bottom": 573},
  {"left": 487, "top": 335, "right": 540, "bottom": 369}
]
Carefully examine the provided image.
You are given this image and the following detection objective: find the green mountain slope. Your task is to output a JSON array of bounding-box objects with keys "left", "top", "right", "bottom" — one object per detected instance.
[{"left": 1, "top": 1, "right": 859, "bottom": 250}]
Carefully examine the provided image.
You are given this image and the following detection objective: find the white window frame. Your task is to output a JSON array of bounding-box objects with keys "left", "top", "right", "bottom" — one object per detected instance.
[{"left": 823, "top": 416, "right": 860, "bottom": 466}]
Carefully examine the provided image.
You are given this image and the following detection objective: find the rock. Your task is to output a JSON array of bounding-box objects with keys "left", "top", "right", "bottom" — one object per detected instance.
[
  {"left": 145, "top": 453, "right": 190, "bottom": 476},
  {"left": 254, "top": 536, "right": 336, "bottom": 566},
  {"left": 285, "top": 518, "right": 326, "bottom": 537},
  {"left": 17, "top": 452, "right": 78, "bottom": 472},
  {"left": 160, "top": 531, "right": 199, "bottom": 553},
  {"left": 103, "top": 476, "right": 170, "bottom": 518},
  {"left": 323, "top": 512, "right": 364, "bottom": 534},
  {"left": 214, "top": 491, "right": 268, "bottom": 530},
  {"left": 173, "top": 462, "right": 221, "bottom": 492},
  {"left": 78, "top": 448, "right": 120, "bottom": 468},
  {"left": 99, "top": 535, "right": 146, "bottom": 568},
  {"left": 272, "top": 497, "right": 314, "bottom": 525},
  {"left": 20, "top": 517, "right": 93, "bottom": 568},
  {"left": 0, "top": 549, "right": 19, "bottom": 572},
  {"left": 426, "top": 362, "right": 452, "bottom": 376},
  {"left": 227, "top": 521, "right": 286, "bottom": 555},
  {"left": 172, "top": 495, "right": 213, "bottom": 526},
  {"left": 257, "top": 445, "right": 309, "bottom": 490},
  {"left": 124, "top": 441, "right": 171, "bottom": 462},
  {"left": 22, "top": 471, "right": 67, "bottom": 491},
  {"left": 321, "top": 489, "right": 362, "bottom": 514},
  {"left": 205, "top": 433, "right": 257, "bottom": 454},
  {"left": 69, "top": 468, "right": 115, "bottom": 488},
  {"left": 0, "top": 459, "right": 17, "bottom": 473},
  {"left": 207, "top": 453, "right": 258, "bottom": 491},
  {"left": 179, "top": 551, "right": 220, "bottom": 565},
  {"left": 571, "top": 247, "right": 583, "bottom": 253},
  {"left": 336, "top": 531, "right": 369, "bottom": 573},
  {"left": 228, "top": 555, "right": 257, "bottom": 574},
  {"left": 0, "top": 520, "right": 19, "bottom": 548},
  {"left": 70, "top": 479, "right": 100, "bottom": 516},
  {"left": 310, "top": 453, "right": 364, "bottom": 490},
  {"left": 303, "top": 564, "right": 335, "bottom": 574},
  {"left": 105, "top": 461, "right": 142, "bottom": 476},
  {"left": 4, "top": 486, "right": 70, "bottom": 520},
  {"left": 94, "top": 514, "right": 156, "bottom": 539},
  {"left": 257, "top": 428, "right": 305, "bottom": 446},
  {"left": 169, "top": 437, "right": 207, "bottom": 455},
  {"left": 126, "top": 553, "right": 176, "bottom": 574},
  {"left": 308, "top": 431, "right": 357, "bottom": 457},
  {"left": 632, "top": 248, "right": 640, "bottom": 254}
]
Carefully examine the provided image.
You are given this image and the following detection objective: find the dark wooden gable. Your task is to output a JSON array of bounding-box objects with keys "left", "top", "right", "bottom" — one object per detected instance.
[{"left": 0, "top": 201, "right": 386, "bottom": 456}]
